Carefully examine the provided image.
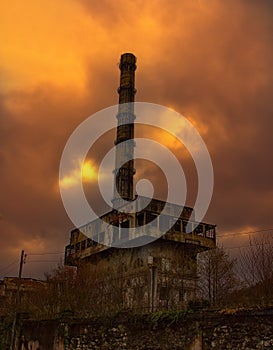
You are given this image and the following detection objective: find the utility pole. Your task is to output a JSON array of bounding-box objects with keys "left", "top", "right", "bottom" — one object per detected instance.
[
  {"left": 148, "top": 255, "right": 156, "bottom": 312},
  {"left": 10, "top": 250, "right": 25, "bottom": 350}
]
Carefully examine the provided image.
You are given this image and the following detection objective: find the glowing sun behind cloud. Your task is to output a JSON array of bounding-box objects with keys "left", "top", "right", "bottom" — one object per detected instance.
[
  {"left": 82, "top": 160, "right": 98, "bottom": 182},
  {"left": 59, "top": 159, "right": 98, "bottom": 190}
]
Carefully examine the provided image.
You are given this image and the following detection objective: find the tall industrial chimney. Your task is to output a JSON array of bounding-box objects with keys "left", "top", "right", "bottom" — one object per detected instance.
[{"left": 112, "top": 53, "right": 137, "bottom": 208}]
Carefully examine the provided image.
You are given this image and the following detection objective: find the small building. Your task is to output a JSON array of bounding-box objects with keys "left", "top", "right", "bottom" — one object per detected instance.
[
  {"left": 0, "top": 277, "right": 46, "bottom": 315},
  {"left": 64, "top": 53, "right": 216, "bottom": 313}
]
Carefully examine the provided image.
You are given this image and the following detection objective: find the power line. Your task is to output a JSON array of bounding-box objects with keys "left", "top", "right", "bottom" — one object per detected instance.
[
  {"left": 26, "top": 260, "right": 62, "bottom": 263},
  {"left": 0, "top": 259, "right": 19, "bottom": 276},
  {"left": 27, "top": 252, "right": 64, "bottom": 256},
  {"left": 0, "top": 267, "right": 20, "bottom": 280},
  {"left": 223, "top": 242, "right": 273, "bottom": 251},
  {"left": 217, "top": 228, "right": 273, "bottom": 238}
]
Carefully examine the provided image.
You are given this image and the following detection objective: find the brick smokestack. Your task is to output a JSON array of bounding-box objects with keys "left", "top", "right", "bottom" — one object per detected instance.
[{"left": 112, "top": 53, "right": 137, "bottom": 208}]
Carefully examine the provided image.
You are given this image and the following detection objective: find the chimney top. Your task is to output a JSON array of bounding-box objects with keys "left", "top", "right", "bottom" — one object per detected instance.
[{"left": 120, "top": 53, "right": 137, "bottom": 65}]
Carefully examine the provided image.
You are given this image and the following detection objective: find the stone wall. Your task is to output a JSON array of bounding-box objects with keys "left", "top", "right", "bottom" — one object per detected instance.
[{"left": 10, "top": 309, "right": 273, "bottom": 350}]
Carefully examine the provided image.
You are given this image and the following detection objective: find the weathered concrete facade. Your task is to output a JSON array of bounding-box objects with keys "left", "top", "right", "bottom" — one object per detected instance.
[{"left": 65, "top": 196, "right": 216, "bottom": 312}]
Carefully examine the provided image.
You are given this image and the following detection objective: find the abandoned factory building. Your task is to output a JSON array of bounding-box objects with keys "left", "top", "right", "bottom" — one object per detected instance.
[{"left": 64, "top": 53, "right": 216, "bottom": 313}]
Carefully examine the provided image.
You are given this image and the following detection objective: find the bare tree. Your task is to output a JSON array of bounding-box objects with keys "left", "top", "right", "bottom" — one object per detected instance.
[
  {"left": 239, "top": 234, "right": 273, "bottom": 305},
  {"left": 21, "top": 261, "right": 128, "bottom": 319},
  {"left": 20, "top": 264, "right": 78, "bottom": 319},
  {"left": 198, "top": 247, "right": 238, "bottom": 307}
]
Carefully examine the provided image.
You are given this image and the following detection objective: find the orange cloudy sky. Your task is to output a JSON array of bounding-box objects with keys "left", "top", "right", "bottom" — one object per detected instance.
[{"left": 1, "top": 0, "right": 273, "bottom": 278}]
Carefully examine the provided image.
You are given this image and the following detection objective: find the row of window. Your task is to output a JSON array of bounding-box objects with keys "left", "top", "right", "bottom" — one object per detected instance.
[
  {"left": 67, "top": 222, "right": 131, "bottom": 256},
  {"left": 138, "top": 212, "right": 215, "bottom": 237},
  {"left": 148, "top": 202, "right": 193, "bottom": 218},
  {"left": 68, "top": 215, "right": 215, "bottom": 257}
]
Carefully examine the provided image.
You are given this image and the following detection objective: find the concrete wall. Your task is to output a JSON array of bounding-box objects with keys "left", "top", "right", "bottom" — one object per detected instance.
[{"left": 14, "top": 309, "right": 273, "bottom": 350}]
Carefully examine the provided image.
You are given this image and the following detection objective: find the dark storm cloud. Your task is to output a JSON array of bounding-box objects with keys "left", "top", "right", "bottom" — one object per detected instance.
[
  {"left": 1, "top": 0, "right": 273, "bottom": 277},
  {"left": 133, "top": 0, "right": 273, "bottom": 233}
]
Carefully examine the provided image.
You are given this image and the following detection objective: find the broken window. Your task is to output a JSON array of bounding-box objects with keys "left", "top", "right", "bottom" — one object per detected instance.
[
  {"left": 70, "top": 245, "right": 75, "bottom": 254},
  {"left": 81, "top": 240, "right": 86, "bottom": 250},
  {"left": 137, "top": 213, "right": 144, "bottom": 226},
  {"left": 75, "top": 242, "right": 80, "bottom": 252},
  {"left": 159, "top": 214, "right": 169, "bottom": 231},
  {"left": 194, "top": 224, "right": 204, "bottom": 235},
  {"left": 173, "top": 219, "right": 181, "bottom": 232},
  {"left": 146, "top": 212, "right": 158, "bottom": 227},
  {"left": 121, "top": 220, "right": 129, "bottom": 229},
  {"left": 71, "top": 229, "right": 79, "bottom": 240},
  {"left": 86, "top": 239, "right": 92, "bottom": 248},
  {"left": 205, "top": 225, "right": 215, "bottom": 238},
  {"left": 150, "top": 203, "right": 158, "bottom": 212},
  {"left": 182, "top": 220, "right": 191, "bottom": 233}
]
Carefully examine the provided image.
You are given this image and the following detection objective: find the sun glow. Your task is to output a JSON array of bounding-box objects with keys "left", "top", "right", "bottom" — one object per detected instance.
[
  {"left": 59, "top": 159, "right": 98, "bottom": 190},
  {"left": 82, "top": 160, "right": 97, "bottom": 182}
]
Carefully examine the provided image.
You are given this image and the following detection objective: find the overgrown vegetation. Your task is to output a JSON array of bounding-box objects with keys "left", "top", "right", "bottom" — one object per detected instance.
[
  {"left": 150, "top": 309, "right": 192, "bottom": 326},
  {"left": 1, "top": 235, "right": 273, "bottom": 323}
]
